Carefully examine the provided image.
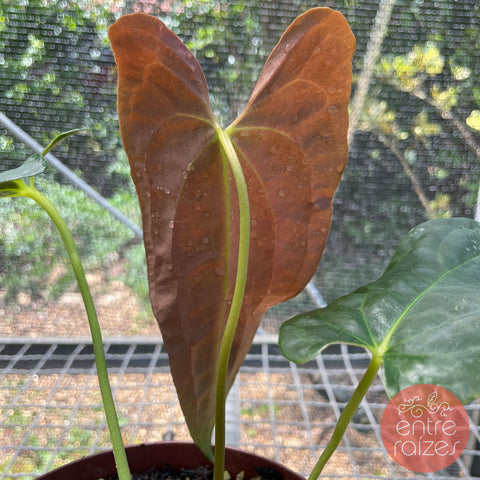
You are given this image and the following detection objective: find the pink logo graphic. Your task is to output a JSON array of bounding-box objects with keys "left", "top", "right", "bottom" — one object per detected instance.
[{"left": 381, "top": 384, "right": 469, "bottom": 472}]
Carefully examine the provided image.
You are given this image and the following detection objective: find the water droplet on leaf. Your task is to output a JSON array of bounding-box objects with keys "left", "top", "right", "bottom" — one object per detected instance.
[
  {"left": 328, "top": 105, "right": 338, "bottom": 115},
  {"left": 215, "top": 265, "right": 225, "bottom": 276}
]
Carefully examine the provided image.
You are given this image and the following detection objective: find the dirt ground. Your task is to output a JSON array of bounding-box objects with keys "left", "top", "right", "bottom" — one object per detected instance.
[
  {"left": 0, "top": 264, "right": 412, "bottom": 479},
  {"left": 0, "top": 261, "right": 291, "bottom": 338},
  {"left": 1, "top": 269, "right": 160, "bottom": 338},
  {"left": 0, "top": 369, "right": 398, "bottom": 479}
]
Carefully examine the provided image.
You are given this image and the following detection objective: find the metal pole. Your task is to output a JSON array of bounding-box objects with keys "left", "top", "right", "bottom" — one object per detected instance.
[
  {"left": 0, "top": 112, "right": 143, "bottom": 238},
  {"left": 305, "top": 280, "right": 327, "bottom": 308}
]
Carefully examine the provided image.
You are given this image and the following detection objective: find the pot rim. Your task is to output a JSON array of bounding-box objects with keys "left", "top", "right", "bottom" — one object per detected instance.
[{"left": 35, "top": 441, "right": 305, "bottom": 480}]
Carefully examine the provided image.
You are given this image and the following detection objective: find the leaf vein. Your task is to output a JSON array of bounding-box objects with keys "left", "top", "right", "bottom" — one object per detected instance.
[{"left": 380, "top": 254, "right": 480, "bottom": 353}]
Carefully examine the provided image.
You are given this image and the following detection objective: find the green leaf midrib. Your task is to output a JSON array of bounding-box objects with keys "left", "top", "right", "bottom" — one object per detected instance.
[{"left": 378, "top": 253, "right": 479, "bottom": 355}]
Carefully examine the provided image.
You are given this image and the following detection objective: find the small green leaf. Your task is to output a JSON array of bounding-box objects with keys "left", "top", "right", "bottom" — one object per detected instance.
[
  {"left": 42, "top": 128, "right": 87, "bottom": 155},
  {"left": 0, "top": 129, "right": 87, "bottom": 194},
  {"left": 0, "top": 154, "right": 47, "bottom": 184},
  {"left": 279, "top": 218, "right": 480, "bottom": 404}
]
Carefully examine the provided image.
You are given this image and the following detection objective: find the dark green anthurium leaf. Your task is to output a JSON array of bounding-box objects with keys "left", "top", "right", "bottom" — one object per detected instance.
[
  {"left": 0, "top": 154, "right": 47, "bottom": 186},
  {"left": 279, "top": 218, "right": 480, "bottom": 404}
]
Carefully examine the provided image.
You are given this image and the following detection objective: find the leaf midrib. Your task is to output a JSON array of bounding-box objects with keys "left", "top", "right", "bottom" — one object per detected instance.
[{"left": 377, "top": 253, "right": 479, "bottom": 355}]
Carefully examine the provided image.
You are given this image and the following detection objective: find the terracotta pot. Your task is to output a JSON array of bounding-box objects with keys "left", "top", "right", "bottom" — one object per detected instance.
[{"left": 36, "top": 442, "right": 304, "bottom": 480}]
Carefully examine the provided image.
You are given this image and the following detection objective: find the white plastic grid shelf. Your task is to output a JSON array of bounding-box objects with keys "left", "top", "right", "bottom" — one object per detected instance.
[{"left": 0, "top": 337, "right": 479, "bottom": 480}]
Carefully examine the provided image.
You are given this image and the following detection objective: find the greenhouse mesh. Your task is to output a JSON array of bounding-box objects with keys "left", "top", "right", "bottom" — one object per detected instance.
[
  {"left": 1, "top": 0, "right": 479, "bottom": 318},
  {"left": 0, "top": 1, "right": 479, "bottom": 479},
  {"left": 1, "top": 337, "right": 479, "bottom": 480}
]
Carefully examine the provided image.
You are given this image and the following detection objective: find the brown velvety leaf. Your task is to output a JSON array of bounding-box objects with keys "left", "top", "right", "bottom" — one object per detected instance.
[
  {"left": 224, "top": 8, "right": 355, "bottom": 440},
  {"left": 109, "top": 7, "right": 355, "bottom": 459}
]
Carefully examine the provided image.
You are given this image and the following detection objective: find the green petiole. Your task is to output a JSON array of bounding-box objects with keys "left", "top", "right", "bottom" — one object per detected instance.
[
  {"left": 7, "top": 178, "right": 131, "bottom": 480},
  {"left": 213, "top": 126, "right": 251, "bottom": 480},
  {"left": 308, "top": 352, "right": 383, "bottom": 480}
]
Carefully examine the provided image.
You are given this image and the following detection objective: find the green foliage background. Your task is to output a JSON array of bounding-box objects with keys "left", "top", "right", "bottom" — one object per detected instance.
[{"left": 0, "top": 0, "right": 479, "bottom": 315}]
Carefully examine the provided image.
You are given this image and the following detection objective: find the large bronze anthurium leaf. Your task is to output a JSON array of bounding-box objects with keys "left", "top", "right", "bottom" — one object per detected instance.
[
  {"left": 108, "top": 8, "right": 355, "bottom": 458},
  {"left": 279, "top": 218, "right": 480, "bottom": 404}
]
